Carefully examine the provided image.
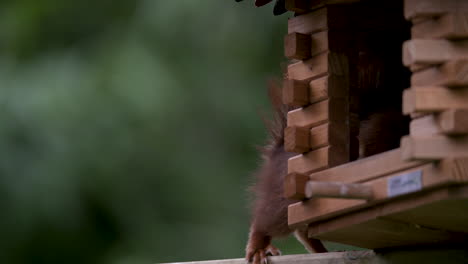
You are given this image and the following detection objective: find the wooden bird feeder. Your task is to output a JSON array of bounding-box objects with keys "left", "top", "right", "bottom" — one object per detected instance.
[{"left": 282, "top": 0, "right": 468, "bottom": 249}]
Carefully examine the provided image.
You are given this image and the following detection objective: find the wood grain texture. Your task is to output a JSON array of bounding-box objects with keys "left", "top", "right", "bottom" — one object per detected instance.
[
  {"left": 287, "top": 52, "right": 328, "bottom": 82},
  {"left": 283, "top": 79, "right": 309, "bottom": 107},
  {"left": 308, "top": 184, "right": 468, "bottom": 249},
  {"left": 288, "top": 147, "right": 330, "bottom": 175},
  {"left": 403, "top": 39, "right": 468, "bottom": 67},
  {"left": 285, "top": 32, "right": 311, "bottom": 60},
  {"left": 287, "top": 100, "right": 329, "bottom": 128},
  {"left": 401, "top": 135, "right": 468, "bottom": 161},
  {"left": 411, "top": 12, "right": 468, "bottom": 39},
  {"left": 411, "top": 60, "right": 468, "bottom": 87},
  {"left": 305, "top": 181, "right": 373, "bottom": 200},
  {"left": 405, "top": 0, "right": 468, "bottom": 20},
  {"left": 290, "top": 159, "right": 468, "bottom": 228},
  {"left": 285, "top": 126, "right": 310, "bottom": 153},
  {"left": 403, "top": 86, "right": 468, "bottom": 115},
  {"left": 284, "top": 172, "right": 309, "bottom": 200},
  {"left": 410, "top": 110, "right": 468, "bottom": 136}
]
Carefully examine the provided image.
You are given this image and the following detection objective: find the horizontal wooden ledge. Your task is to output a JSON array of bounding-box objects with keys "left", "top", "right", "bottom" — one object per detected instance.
[
  {"left": 401, "top": 135, "right": 468, "bottom": 161},
  {"left": 411, "top": 59, "right": 468, "bottom": 87},
  {"left": 411, "top": 12, "right": 468, "bottom": 40},
  {"left": 403, "top": 39, "right": 468, "bottom": 67},
  {"left": 403, "top": 86, "right": 468, "bottom": 115},
  {"left": 309, "top": 184, "right": 468, "bottom": 249},
  {"left": 405, "top": 0, "right": 468, "bottom": 20},
  {"left": 285, "top": 0, "right": 361, "bottom": 14},
  {"left": 289, "top": 158, "right": 468, "bottom": 228},
  {"left": 410, "top": 110, "right": 468, "bottom": 137},
  {"left": 162, "top": 251, "right": 379, "bottom": 264},
  {"left": 284, "top": 124, "right": 329, "bottom": 153}
]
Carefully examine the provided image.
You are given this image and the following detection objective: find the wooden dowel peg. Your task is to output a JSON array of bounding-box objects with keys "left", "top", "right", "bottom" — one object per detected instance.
[{"left": 305, "top": 181, "right": 373, "bottom": 200}]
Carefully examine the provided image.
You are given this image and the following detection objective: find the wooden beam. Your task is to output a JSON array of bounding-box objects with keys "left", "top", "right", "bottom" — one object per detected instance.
[
  {"left": 438, "top": 109, "right": 468, "bottom": 134},
  {"left": 305, "top": 181, "right": 373, "bottom": 200},
  {"left": 288, "top": 146, "right": 330, "bottom": 174},
  {"left": 284, "top": 32, "right": 311, "bottom": 60},
  {"left": 403, "top": 86, "right": 468, "bottom": 115},
  {"left": 411, "top": 60, "right": 468, "bottom": 87},
  {"left": 411, "top": 12, "right": 468, "bottom": 40},
  {"left": 289, "top": 159, "right": 468, "bottom": 228},
  {"left": 287, "top": 7, "right": 350, "bottom": 34},
  {"left": 283, "top": 79, "right": 309, "bottom": 107},
  {"left": 287, "top": 100, "right": 329, "bottom": 128},
  {"left": 288, "top": 52, "right": 328, "bottom": 82},
  {"left": 410, "top": 110, "right": 468, "bottom": 136},
  {"left": 285, "top": 126, "right": 310, "bottom": 153},
  {"left": 308, "top": 184, "right": 468, "bottom": 249},
  {"left": 284, "top": 124, "right": 329, "bottom": 153},
  {"left": 284, "top": 172, "right": 309, "bottom": 200},
  {"left": 405, "top": 0, "right": 468, "bottom": 20},
  {"left": 284, "top": 0, "right": 361, "bottom": 14},
  {"left": 401, "top": 135, "right": 468, "bottom": 161},
  {"left": 309, "top": 148, "right": 427, "bottom": 184},
  {"left": 403, "top": 39, "right": 468, "bottom": 67}
]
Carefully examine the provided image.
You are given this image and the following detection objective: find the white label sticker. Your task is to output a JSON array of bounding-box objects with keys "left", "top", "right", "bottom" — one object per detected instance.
[{"left": 387, "top": 170, "right": 423, "bottom": 197}]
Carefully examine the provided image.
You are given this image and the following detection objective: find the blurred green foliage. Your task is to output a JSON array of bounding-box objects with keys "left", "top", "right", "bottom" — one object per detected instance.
[{"left": 0, "top": 1, "right": 312, "bottom": 263}]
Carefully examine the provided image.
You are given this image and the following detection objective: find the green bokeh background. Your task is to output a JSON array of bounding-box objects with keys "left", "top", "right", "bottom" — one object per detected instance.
[{"left": 0, "top": 1, "right": 359, "bottom": 263}]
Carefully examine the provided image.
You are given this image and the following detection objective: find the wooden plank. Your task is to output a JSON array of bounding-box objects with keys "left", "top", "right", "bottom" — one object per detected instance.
[
  {"left": 403, "top": 39, "right": 468, "bottom": 67},
  {"left": 287, "top": 100, "right": 329, "bottom": 128},
  {"left": 309, "top": 75, "right": 329, "bottom": 103},
  {"left": 410, "top": 110, "right": 468, "bottom": 136},
  {"left": 163, "top": 251, "right": 385, "bottom": 264},
  {"left": 309, "top": 148, "right": 427, "bottom": 184},
  {"left": 305, "top": 181, "right": 373, "bottom": 200},
  {"left": 284, "top": 123, "right": 329, "bottom": 153},
  {"left": 411, "top": 12, "right": 468, "bottom": 39},
  {"left": 401, "top": 135, "right": 468, "bottom": 161},
  {"left": 288, "top": 147, "right": 330, "bottom": 175},
  {"left": 285, "top": 126, "right": 310, "bottom": 153},
  {"left": 311, "top": 217, "right": 466, "bottom": 249},
  {"left": 438, "top": 109, "right": 468, "bottom": 134},
  {"left": 285, "top": 32, "right": 311, "bottom": 60},
  {"left": 309, "top": 123, "right": 329, "bottom": 150},
  {"left": 288, "top": 52, "right": 328, "bottom": 82},
  {"left": 405, "top": 0, "right": 468, "bottom": 20},
  {"left": 287, "top": 7, "right": 349, "bottom": 34},
  {"left": 403, "top": 86, "right": 468, "bottom": 115},
  {"left": 289, "top": 159, "right": 468, "bottom": 228},
  {"left": 411, "top": 60, "right": 468, "bottom": 87},
  {"left": 283, "top": 79, "right": 309, "bottom": 107},
  {"left": 308, "top": 184, "right": 468, "bottom": 249},
  {"left": 284, "top": 172, "right": 309, "bottom": 200},
  {"left": 285, "top": 0, "right": 361, "bottom": 14}
]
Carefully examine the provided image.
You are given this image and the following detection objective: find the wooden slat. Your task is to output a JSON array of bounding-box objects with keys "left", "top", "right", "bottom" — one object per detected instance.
[
  {"left": 438, "top": 109, "right": 468, "bottom": 134},
  {"left": 288, "top": 52, "right": 328, "bottom": 81},
  {"left": 403, "top": 86, "right": 468, "bottom": 115},
  {"left": 287, "top": 7, "right": 349, "bottom": 34},
  {"left": 411, "top": 60, "right": 468, "bottom": 87},
  {"left": 309, "top": 123, "right": 329, "bottom": 150},
  {"left": 287, "top": 100, "right": 329, "bottom": 128},
  {"left": 405, "top": 0, "right": 468, "bottom": 20},
  {"left": 309, "top": 75, "right": 329, "bottom": 103},
  {"left": 284, "top": 172, "right": 309, "bottom": 200},
  {"left": 410, "top": 110, "right": 468, "bottom": 136},
  {"left": 285, "top": 126, "right": 310, "bottom": 153},
  {"left": 288, "top": 146, "right": 330, "bottom": 174},
  {"left": 285, "top": 0, "right": 361, "bottom": 14},
  {"left": 309, "top": 148, "right": 427, "bottom": 183},
  {"left": 401, "top": 135, "right": 468, "bottom": 161},
  {"left": 305, "top": 181, "right": 373, "bottom": 200},
  {"left": 308, "top": 184, "right": 468, "bottom": 249},
  {"left": 403, "top": 39, "right": 468, "bottom": 67},
  {"left": 283, "top": 79, "right": 309, "bottom": 107},
  {"left": 289, "top": 159, "right": 468, "bottom": 228},
  {"left": 411, "top": 12, "right": 468, "bottom": 39},
  {"left": 285, "top": 32, "right": 311, "bottom": 60}
]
